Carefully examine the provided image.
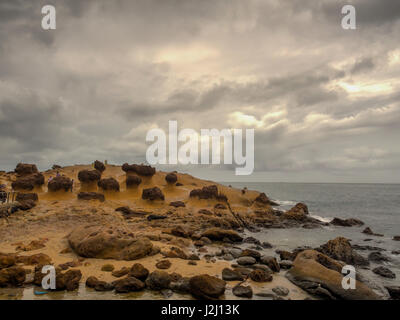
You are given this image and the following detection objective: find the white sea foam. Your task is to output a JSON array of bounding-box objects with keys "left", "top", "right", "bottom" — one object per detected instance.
[{"left": 310, "top": 214, "right": 332, "bottom": 223}]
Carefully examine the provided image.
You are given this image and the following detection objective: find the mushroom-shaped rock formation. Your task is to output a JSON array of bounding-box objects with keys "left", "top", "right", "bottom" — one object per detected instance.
[
  {"left": 94, "top": 160, "right": 106, "bottom": 173},
  {"left": 77, "top": 192, "right": 105, "bottom": 202},
  {"left": 78, "top": 169, "right": 101, "bottom": 183},
  {"left": 14, "top": 163, "right": 38, "bottom": 176},
  {"left": 68, "top": 225, "right": 155, "bottom": 260},
  {"left": 48, "top": 176, "right": 73, "bottom": 192},
  {"left": 142, "top": 187, "right": 165, "bottom": 201},
  {"left": 126, "top": 175, "right": 142, "bottom": 188},
  {"left": 122, "top": 163, "right": 156, "bottom": 177},
  {"left": 97, "top": 177, "right": 120, "bottom": 191},
  {"left": 165, "top": 173, "right": 177, "bottom": 184},
  {"left": 189, "top": 185, "right": 227, "bottom": 201},
  {"left": 16, "top": 193, "right": 38, "bottom": 202}
]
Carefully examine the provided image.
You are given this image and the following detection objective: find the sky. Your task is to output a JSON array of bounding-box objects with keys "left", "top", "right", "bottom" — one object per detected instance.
[{"left": 0, "top": 0, "right": 400, "bottom": 183}]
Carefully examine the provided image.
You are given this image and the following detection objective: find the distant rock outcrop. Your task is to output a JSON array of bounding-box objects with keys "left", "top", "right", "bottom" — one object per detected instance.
[
  {"left": 78, "top": 170, "right": 101, "bottom": 183},
  {"left": 48, "top": 176, "right": 73, "bottom": 192},
  {"left": 97, "top": 178, "right": 120, "bottom": 191}
]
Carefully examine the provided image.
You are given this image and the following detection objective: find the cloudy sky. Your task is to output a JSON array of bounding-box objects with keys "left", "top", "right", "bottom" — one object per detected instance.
[{"left": 1, "top": 0, "right": 400, "bottom": 183}]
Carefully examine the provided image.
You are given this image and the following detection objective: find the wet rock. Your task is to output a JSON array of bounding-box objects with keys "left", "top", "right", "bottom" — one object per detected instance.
[
  {"left": 201, "top": 228, "right": 243, "bottom": 242},
  {"left": 142, "top": 187, "right": 165, "bottom": 201},
  {"left": 249, "top": 269, "right": 272, "bottom": 282},
  {"left": 58, "top": 260, "right": 81, "bottom": 270},
  {"left": 260, "top": 256, "right": 280, "bottom": 272},
  {"left": 169, "top": 201, "right": 185, "bottom": 208},
  {"left": 94, "top": 160, "right": 105, "bottom": 173},
  {"left": 126, "top": 175, "right": 142, "bottom": 188},
  {"left": 222, "top": 253, "right": 234, "bottom": 261},
  {"left": 78, "top": 170, "right": 101, "bottom": 183},
  {"left": 112, "top": 267, "right": 130, "bottom": 278},
  {"left": 114, "top": 276, "right": 145, "bottom": 293},
  {"left": 393, "top": 236, "right": 400, "bottom": 241},
  {"left": 286, "top": 250, "right": 380, "bottom": 300},
  {"left": 156, "top": 260, "right": 171, "bottom": 270},
  {"left": 86, "top": 276, "right": 114, "bottom": 291},
  {"left": 255, "top": 290, "right": 278, "bottom": 299},
  {"left": 272, "top": 286, "right": 289, "bottom": 296},
  {"left": 243, "top": 237, "right": 261, "bottom": 245},
  {"left": 233, "top": 285, "right": 253, "bottom": 298},
  {"left": 101, "top": 264, "right": 115, "bottom": 272},
  {"left": 0, "top": 267, "right": 26, "bottom": 287},
  {"left": 98, "top": 177, "right": 120, "bottom": 191},
  {"left": 34, "top": 267, "right": 82, "bottom": 291},
  {"left": 385, "top": 286, "right": 400, "bottom": 300},
  {"left": 279, "top": 260, "right": 293, "bottom": 269},
  {"left": 77, "top": 192, "right": 105, "bottom": 202},
  {"left": 330, "top": 217, "right": 364, "bottom": 227},
  {"left": 261, "top": 241, "right": 273, "bottom": 249},
  {"left": 86, "top": 276, "right": 100, "bottom": 288},
  {"left": 130, "top": 263, "right": 149, "bottom": 281},
  {"left": 165, "top": 173, "right": 178, "bottom": 184},
  {"left": 228, "top": 248, "right": 242, "bottom": 259},
  {"left": 237, "top": 256, "right": 256, "bottom": 266},
  {"left": 368, "top": 251, "right": 391, "bottom": 263},
  {"left": 15, "top": 193, "right": 38, "bottom": 202},
  {"left": 189, "top": 274, "right": 226, "bottom": 299},
  {"left": 318, "top": 237, "right": 369, "bottom": 266},
  {"left": 362, "top": 227, "right": 383, "bottom": 237},
  {"left": 222, "top": 268, "right": 244, "bottom": 281},
  {"left": 68, "top": 225, "right": 154, "bottom": 260},
  {"left": 251, "top": 264, "right": 273, "bottom": 273},
  {"left": 146, "top": 271, "right": 171, "bottom": 290},
  {"left": 48, "top": 176, "right": 73, "bottom": 192},
  {"left": 372, "top": 266, "right": 396, "bottom": 279}
]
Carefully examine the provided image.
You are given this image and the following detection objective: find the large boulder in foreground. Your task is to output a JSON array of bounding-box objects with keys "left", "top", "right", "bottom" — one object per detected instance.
[
  {"left": 286, "top": 250, "right": 380, "bottom": 300},
  {"left": 318, "top": 237, "right": 369, "bottom": 266},
  {"left": 142, "top": 187, "right": 165, "bottom": 201},
  {"left": 48, "top": 176, "right": 72, "bottom": 192},
  {"left": 201, "top": 228, "right": 243, "bottom": 242},
  {"left": 97, "top": 177, "right": 120, "bottom": 191},
  {"left": 189, "top": 274, "right": 226, "bottom": 299},
  {"left": 68, "top": 225, "right": 154, "bottom": 260},
  {"left": 15, "top": 163, "right": 38, "bottom": 176},
  {"left": 78, "top": 170, "right": 101, "bottom": 183}
]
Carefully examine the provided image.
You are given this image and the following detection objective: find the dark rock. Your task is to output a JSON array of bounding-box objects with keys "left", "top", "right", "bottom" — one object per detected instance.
[
  {"left": 126, "top": 175, "right": 142, "bottom": 188},
  {"left": 201, "top": 228, "right": 243, "bottom": 242},
  {"left": 243, "top": 237, "right": 261, "bottom": 245},
  {"left": 393, "top": 236, "right": 400, "bottom": 241},
  {"left": 15, "top": 193, "right": 38, "bottom": 202},
  {"left": 255, "top": 193, "right": 278, "bottom": 206},
  {"left": 78, "top": 170, "right": 101, "bottom": 183},
  {"left": 368, "top": 251, "right": 391, "bottom": 263},
  {"left": 156, "top": 260, "right": 171, "bottom": 270},
  {"left": 362, "top": 227, "right": 383, "bottom": 237},
  {"left": 15, "top": 163, "right": 38, "bottom": 176},
  {"left": 101, "top": 264, "right": 114, "bottom": 272},
  {"left": 262, "top": 242, "right": 273, "bottom": 249},
  {"left": 12, "top": 173, "right": 45, "bottom": 190},
  {"left": 115, "top": 206, "right": 147, "bottom": 219},
  {"left": 114, "top": 276, "right": 145, "bottom": 293},
  {"left": 98, "top": 177, "right": 120, "bottom": 191},
  {"left": 146, "top": 271, "right": 171, "bottom": 290},
  {"left": 330, "top": 217, "right": 364, "bottom": 227},
  {"left": 77, "top": 192, "right": 105, "bottom": 202},
  {"left": 222, "top": 268, "right": 244, "bottom": 281},
  {"left": 94, "top": 160, "right": 105, "bottom": 173},
  {"left": 189, "top": 274, "right": 226, "bottom": 299},
  {"left": 249, "top": 269, "right": 273, "bottom": 282},
  {"left": 279, "top": 260, "right": 293, "bottom": 269},
  {"left": 198, "top": 209, "right": 213, "bottom": 215},
  {"left": 214, "top": 203, "right": 227, "bottom": 210},
  {"left": 0, "top": 267, "right": 26, "bottom": 287},
  {"left": 130, "top": 263, "right": 149, "bottom": 281},
  {"left": 48, "top": 176, "right": 73, "bottom": 192},
  {"left": 112, "top": 267, "right": 130, "bottom": 278},
  {"left": 240, "top": 249, "right": 261, "bottom": 260},
  {"left": 169, "top": 201, "right": 185, "bottom": 208},
  {"left": 372, "top": 266, "right": 396, "bottom": 279},
  {"left": 147, "top": 214, "right": 167, "bottom": 221},
  {"left": 142, "top": 187, "right": 165, "bottom": 201},
  {"left": 122, "top": 163, "right": 156, "bottom": 176},
  {"left": 165, "top": 173, "right": 178, "bottom": 184},
  {"left": 260, "top": 256, "right": 280, "bottom": 272},
  {"left": 237, "top": 256, "right": 256, "bottom": 266},
  {"left": 171, "top": 226, "right": 190, "bottom": 238},
  {"left": 272, "top": 286, "right": 289, "bottom": 296},
  {"left": 233, "top": 285, "right": 253, "bottom": 298},
  {"left": 385, "top": 286, "right": 400, "bottom": 300},
  {"left": 170, "top": 277, "right": 191, "bottom": 293}
]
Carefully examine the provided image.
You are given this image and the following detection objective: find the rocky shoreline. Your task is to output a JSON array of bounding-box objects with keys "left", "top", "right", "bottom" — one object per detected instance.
[{"left": 0, "top": 162, "right": 399, "bottom": 300}]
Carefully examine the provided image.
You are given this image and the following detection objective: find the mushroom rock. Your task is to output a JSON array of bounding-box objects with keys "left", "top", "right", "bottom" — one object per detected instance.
[
  {"left": 97, "top": 177, "right": 120, "bottom": 191},
  {"left": 165, "top": 173, "right": 177, "bottom": 184},
  {"left": 94, "top": 160, "right": 105, "bottom": 173},
  {"left": 78, "top": 170, "right": 101, "bottom": 183},
  {"left": 15, "top": 193, "right": 38, "bottom": 202},
  {"left": 122, "top": 163, "right": 156, "bottom": 177},
  {"left": 14, "top": 163, "right": 38, "bottom": 176},
  {"left": 48, "top": 176, "right": 73, "bottom": 192},
  {"left": 126, "top": 175, "right": 142, "bottom": 188}
]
